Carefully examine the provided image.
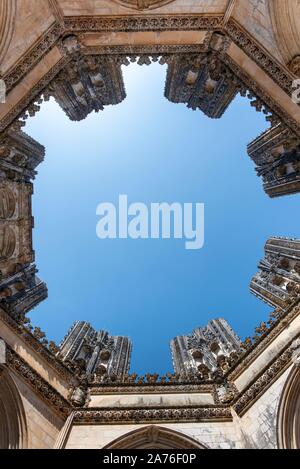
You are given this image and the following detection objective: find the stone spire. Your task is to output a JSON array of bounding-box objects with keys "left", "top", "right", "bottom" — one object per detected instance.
[
  {"left": 0, "top": 130, "right": 46, "bottom": 319},
  {"left": 57, "top": 321, "right": 132, "bottom": 377},
  {"left": 170, "top": 318, "right": 241, "bottom": 378},
  {"left": 49, "top": 36, "right": 126, "bottom": 121},
  {"left": 250, "top": 237, "right": 300, "bottom": 309},
  {"left": 165, "top": 34, "right": 238, "bottom": 119},
  {"left": 247, "top": 124, "right": 300, "bottom": 198}
]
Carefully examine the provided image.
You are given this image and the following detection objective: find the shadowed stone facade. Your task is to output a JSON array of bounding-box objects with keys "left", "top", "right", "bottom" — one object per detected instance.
[
  {"left": 58, "top": 321, "right": 132, "bottom": 378},
  {"left": 250, "top": 237, "right": 300, "bottom": 310}
]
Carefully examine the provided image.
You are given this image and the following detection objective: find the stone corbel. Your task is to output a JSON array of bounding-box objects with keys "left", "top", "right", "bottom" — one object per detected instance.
[{"left": 60, "top": 35, "right": 81, "bottom": 57}]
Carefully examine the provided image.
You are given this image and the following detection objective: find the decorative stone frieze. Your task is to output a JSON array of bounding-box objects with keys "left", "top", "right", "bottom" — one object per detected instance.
[
  {"left": 170, "top": 318, "right": 242, "bottom": 377},
  {"left": 73, "top": 405, "right": 232, "bottom": 425},
  {"left": 58, "top": 321, "right": 132, "bottom": 378},
  {"left": 233, "top": 338, "right": 299, "bottom": 416}
]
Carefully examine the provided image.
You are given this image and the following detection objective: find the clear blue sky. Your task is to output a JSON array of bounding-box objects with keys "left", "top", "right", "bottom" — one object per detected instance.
[{"left": 26, "top": 63, "right": 300, "bottom": 375}]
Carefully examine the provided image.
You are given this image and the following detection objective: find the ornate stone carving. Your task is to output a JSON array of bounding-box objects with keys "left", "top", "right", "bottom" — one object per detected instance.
[
  {"left": 49, "top": 53, "right": 126, "bottom": 121},
  {"left": 112, "top": 0, "right": 175, "bottom": 10},
  {"left": 89, "top": 383, "right": 214, "bottom": 394},
  {"left": 250, "top": 238, "right": 300, "bottom": 310},
  {"left": 289, "top": 56, "right": 300, "bottom": 77},
  {"left": 63, "top": 15, "right": 223, "bottom": 34},
  {"left": 0, "top": 264, "right": 47, "bottom": 320},
  {"left": 3, "top": 23, "right": 64, "bottom": 93},
  {"left": 221, "top": 54, "right": 300, "bottom": 136},
  {"left": 165, "top": 50, "right": 239, "bottom": 119},
  {"left": 73, "top": 405, "right": 232, "bottom": 425},
  {"left": 224, "top": 18, "right": 295, "bottom": 96},
  {"left": 228, "top": 301, "right": 300, "bottom": 381},
  {"left": 6, "top": 346, "right": 72, "bottom": 417},
  {"left": 291, "top": 339, "right": 300, "bottom": 367},
  {"left": 233, "top": 338, "right": 299, "bottom": 415},
  {"left": 247, "top": 123, "right": 300, "bottom": 198},
  {"left": 70, "top": 385, "right": 88, "bottom": 407},
  {"left": 248, "top": 124, "right": 300, "bottom": 198},
  {"left": 0, "top": 308, "right": 75, "bottom": 380}
]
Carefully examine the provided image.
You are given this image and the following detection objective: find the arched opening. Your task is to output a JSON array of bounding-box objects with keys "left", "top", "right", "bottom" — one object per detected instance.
[
  {"left": 277, "top": 365, "right": 300, "bottom": 449},
  {"left": 104, "top": 425, "right": 207, "bottom": 449},
  {"left": 0, "top": 367, "right": 27, "bottom": 449},
  {"left": 0, "top": 187, "right": 15, "bottom": 219},
  {"left": 0, "top": 226, "right": 16, "bottom": 259}
]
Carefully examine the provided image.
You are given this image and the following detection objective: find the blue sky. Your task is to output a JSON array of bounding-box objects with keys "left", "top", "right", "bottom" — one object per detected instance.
[{"left": 25, "top": 63, "right": 300, "bottom": 375}]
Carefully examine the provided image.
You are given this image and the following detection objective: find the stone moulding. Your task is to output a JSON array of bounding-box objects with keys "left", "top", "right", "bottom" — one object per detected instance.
[
  {"left": 6, "top": 346, "right": 72, "bottom": 418},
  {"left": 224, "top": 18, "right": 295, "bottom": 96},
  {"left": 0, "top": 308, "right": 74, "bottom": 380},
  {"left": 1, "top": 46, "right": 300, "bottom": 137},
  {"left": 73, "top": 405, "right": 232, "bottom": 425},
  {"left": 3, "top": 23, "right": 64, "bottom": 93},
  {"left": 0, "top": 55, "right": 69, "bottom": 133},
  {"left": 89, "top": 384, "right": 214, "bottom": 394},
  {"left": 227, "top": 301, "right": 300, "bottom": 382},
  {"left": 232, "top": 337, "right": 299, "bottom": 416},
  {"left": 2, "top": 304, "right": 299, "bottom": 421},
  {"left": 81, "top": 43, "right": 207, "bottom": 58},
  {"left": 63, "top": 15, "right": 223, "bottom": 33},
  {"left": 222, "top": 55, "right": 300, "bottom": 137}
]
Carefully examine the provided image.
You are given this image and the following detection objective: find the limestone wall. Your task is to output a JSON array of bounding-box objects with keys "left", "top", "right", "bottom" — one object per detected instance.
[
  {"left": 65, "top": 421, "right": 240, "bottom": 449},
  {"left": 234, "top": 367, "right": 292, "bottom": 449},
  {"left": 10, "top": 371, "right": 64, "bottom": 449}
]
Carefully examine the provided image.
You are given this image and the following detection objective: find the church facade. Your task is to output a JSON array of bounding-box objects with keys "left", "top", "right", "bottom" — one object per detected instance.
[{"left": 0, "top": 0, "right": 300, "bottom": 449}]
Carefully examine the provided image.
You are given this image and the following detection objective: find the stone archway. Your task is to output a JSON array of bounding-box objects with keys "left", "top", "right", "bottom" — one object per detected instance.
[
  {"left": 0, "top": 226, "right": 16, "bottom": 259},
  {"left": 0, "top": 367, "right": 27, "bottom": 449},
  {"left": 0, "top": 186, "right": 16, "bottom": 219},
  {"left": 277, "top": 361, "right": 300, "bottom": 449},
  {"left": 104, "top": 425, "right": 207, "bottom": 449}
]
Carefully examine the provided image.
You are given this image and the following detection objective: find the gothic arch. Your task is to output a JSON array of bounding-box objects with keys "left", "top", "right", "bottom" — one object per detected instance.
[
  {"left": 104, "top": 425, "right": 207, "bottom": 449},
  {"left": 0, "top": 226, "right": 16, "bottom": 259},
  {"left": 0, "top": 367, "right": 28, "bottom": 449},
  {"left": 277, "top": 365, "right": 300, "bottom": 449},
  {"left": 0, "top": 187, "right": 16, "bottom": 219},
  {"left": 269, "top": 0, "right": 300, "bottom": 71}
]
